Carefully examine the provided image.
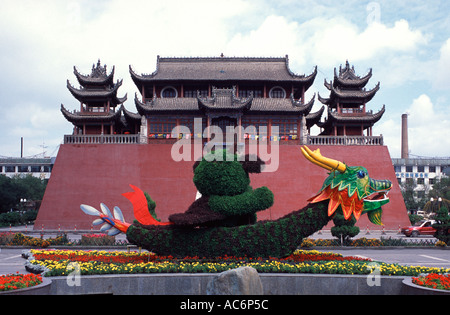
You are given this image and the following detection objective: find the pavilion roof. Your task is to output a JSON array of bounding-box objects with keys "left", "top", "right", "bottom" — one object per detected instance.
[
  {"left": 60, "top": 104, "right": 123, "bottom": 126},
  {"left": 66, "top": 80, "right": 127, "bottom": 106},
  {"left": 305, "top": 106, "right": 325, "bottom": 128},
  {"left": 134, "top": 91, "right": 317, "bottom": 116},
  {"left": 318, "top": 105, "right": 385, "bottom": 129},
  {"left": 318, "top": 82, "right": 380, "bottom": 107},
  {"left": 73, "top": 60, "right": 115, "bottom": 87},
  {"left": 121, "top": 104, "right": 142, "bottom": 121},
  {"left": 331, "top": 61, "right": 373, "bottom": 89},
  {"left": 130, "top": 56, "right": 317, "bottom": 89}
]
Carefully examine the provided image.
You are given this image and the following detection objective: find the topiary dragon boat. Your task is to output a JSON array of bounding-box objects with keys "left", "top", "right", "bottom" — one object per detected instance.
[{"left": 80, "top": 146, "right": 391, "bottom": 257}]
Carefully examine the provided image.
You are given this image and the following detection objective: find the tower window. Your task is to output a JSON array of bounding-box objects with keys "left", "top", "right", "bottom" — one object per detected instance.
[
  {"left": 269, "top": 86, "right": 286, "bottom": 98},
  {"left": 161, "top": 86, "right": 178, "bottom": 98}
]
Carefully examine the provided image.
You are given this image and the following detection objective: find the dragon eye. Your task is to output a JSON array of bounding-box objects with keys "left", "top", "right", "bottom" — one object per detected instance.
[{"left": 357, "top": 170, "right": 366, "bottom": 178}]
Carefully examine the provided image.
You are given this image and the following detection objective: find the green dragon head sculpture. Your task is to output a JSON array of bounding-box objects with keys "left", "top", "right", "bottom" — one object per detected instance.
[{"left": 301, "top": 146, "right": 391, "bottom": 225}]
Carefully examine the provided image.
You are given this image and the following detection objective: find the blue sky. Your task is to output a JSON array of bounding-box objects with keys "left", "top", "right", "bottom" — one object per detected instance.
[{"left": 0, "top": 0, "right": 449, "bottom": 158}]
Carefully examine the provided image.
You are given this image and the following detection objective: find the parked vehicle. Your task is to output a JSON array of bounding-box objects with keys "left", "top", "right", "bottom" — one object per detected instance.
[{"left": 401, "top": 220, "right": 436, "bottom": 237}]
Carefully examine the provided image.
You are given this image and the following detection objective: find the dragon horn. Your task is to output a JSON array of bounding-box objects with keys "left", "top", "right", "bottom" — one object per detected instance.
[{"left": 301, "top": 146, "right": 347, "bottom": 173}]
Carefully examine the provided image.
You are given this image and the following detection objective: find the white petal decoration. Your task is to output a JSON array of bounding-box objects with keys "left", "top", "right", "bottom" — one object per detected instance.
[
  {"left": 108, "top": 227, "right": 121, "bottom": 236},
  {"left": 92, "top": 219, "right": 103, "bottom": 226},
  {"left": 100, "top": 223, "right": 112, "bottom": 231},
  {"left": 100, "top": 203, "right": 113, "bottom": 218},
  {"left": 80, "top": 204, "right": 101, "bottom": 216},
  {"left": 113, "top": 206, "right": 125, "bottom": 223}
]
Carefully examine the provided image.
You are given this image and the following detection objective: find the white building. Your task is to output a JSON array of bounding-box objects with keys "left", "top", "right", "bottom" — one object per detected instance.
[
  {"left": 0, "top": 157, "right": 55, "bottom": 181},
  {"left": 392, "top": 158, "right": 450, "bottom": 197}
]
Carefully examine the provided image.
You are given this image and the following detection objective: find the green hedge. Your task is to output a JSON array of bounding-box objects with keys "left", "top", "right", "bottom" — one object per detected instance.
[
  {"left": 127, "top": 201, "right": 331, "bottom": 258},
  {"left": 208, "top": 186, "right": 274, "bottom": 217},
  {"left": 0, "top": 210, "right": 38, "bottom": 227}
]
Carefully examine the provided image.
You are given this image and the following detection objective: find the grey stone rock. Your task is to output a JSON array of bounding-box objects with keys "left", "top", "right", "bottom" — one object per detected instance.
[{"left": 206, "top": 266, "right": 263, "bottom": 295}]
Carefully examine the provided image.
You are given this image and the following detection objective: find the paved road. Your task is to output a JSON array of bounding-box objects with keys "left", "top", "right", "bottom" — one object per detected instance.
[
  {"left": 327, "top": 248, "right": 450, "bottom": 268},
  {"left": 0, "top": 248, "right": 30, "bottom": 275}
]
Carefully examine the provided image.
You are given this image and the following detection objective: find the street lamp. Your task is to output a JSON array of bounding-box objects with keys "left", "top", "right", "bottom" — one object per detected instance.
[{"left": 20, "top": 198, "right": 27, "bottom": 212}]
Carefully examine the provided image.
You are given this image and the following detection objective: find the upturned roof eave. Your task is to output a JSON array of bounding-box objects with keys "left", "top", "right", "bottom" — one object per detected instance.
[
  {"left": 73, "top": 66, "right": 115, "bottom": 87},
  {"left": 60, "top": 104, "right": 123, "bottom": 124},
  {"left": 67, "top": 80, "right": 127, "bottom": 105},
  {"left": 324, "top": 104, "right": 386, "bottom": 124},
  {"left": 129, "top": 58, "right": 317, "bottom": 85}
]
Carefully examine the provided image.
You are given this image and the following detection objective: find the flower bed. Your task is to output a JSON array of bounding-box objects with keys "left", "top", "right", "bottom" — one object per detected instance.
[
  {"left": 80, "top": 234, "right": 115, "bottom": 246},
  {"left": 412, "top": 273, "right": 450, "bottom": 291},
  {"left": 0, "top": 232, "right": 14, "bottom": 245},
  {"left": 30, "top": 249, "right": 155, "bottom": 264},
  {"left": 300, "top": 237, "right": 439, "bottom": 247},
  {"left": 0, "top": 233, "right": 68, "bottom": 247},
  {"left": 26, "top": 249, "right": 450, "bottom": 277},
  {"left": 0, "top": 272, "right": 43, "bottom": 292}
]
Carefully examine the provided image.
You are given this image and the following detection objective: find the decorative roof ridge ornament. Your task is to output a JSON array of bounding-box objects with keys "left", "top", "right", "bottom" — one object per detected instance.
[
  {"left": 290, "top": 92, "right": 315, "bottom": 110},
  {"left": 197, "top": 86, "right": 253, "bottom": 110},
  {"left": 90, "top": 59, "right": 108, "bottom": 78}
]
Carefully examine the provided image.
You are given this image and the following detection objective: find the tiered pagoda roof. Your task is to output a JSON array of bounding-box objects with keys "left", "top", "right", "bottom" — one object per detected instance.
[
  {"left": 317, "top": 105, "right": 385, "bottom": 135},
  {"left": 62, "top": 60, "right": 140, "bottom": 134},
  {"left": 318, "top": 81, "right": 379, "bottom": 107},
  {"left": 66, "top": 79, "right": 127, "bottom": 106},
  {"left": 73, "top": 61, "right": 115, "bottom": 87},
  {"left": 60, "top": 104, "right": 123, "bottom": 126},
  {"left": 317, "top": 61, "right": 385, "bottom": 135},
  {"left": 67, "top": 60, "right": 127, "bottom": 108},
  {"left": 318, "top": 61, "right": 379, "bottom": 108},
  {"left": 332, "top": 62, "right": 372, "bottom": 89}
]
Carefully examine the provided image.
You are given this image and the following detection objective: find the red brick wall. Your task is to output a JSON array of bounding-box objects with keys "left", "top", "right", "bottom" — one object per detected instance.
[{"left": 35, "top": 143, "right": 409, "bottom": 230}]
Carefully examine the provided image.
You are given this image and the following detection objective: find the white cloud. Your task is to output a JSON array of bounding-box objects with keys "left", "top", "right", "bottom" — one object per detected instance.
[
  {"left": 226, "top": 15, "right": 302, "bottom": 58},
  {"left": 311, "top": 18, "right": 428, "bottom": 71},
  {"left": 406, "top": 94, "right": 450, "bottom": 157},
  {"left": 434, "top": 38, "right": 450, "bottom": 90},
  {"left": 0, "top": 1, "right": 447, "bottom": 159},
  {"left": 223, "top": 15, "right": 429, "bottom": 87},
  {"left": 374, "top": 118, "right": 401, "bottom": 157}
]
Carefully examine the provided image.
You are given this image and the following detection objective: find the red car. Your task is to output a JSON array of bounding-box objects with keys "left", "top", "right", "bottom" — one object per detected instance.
[{"left": 401, "top": 220, "right": 436, "bottom": 237}]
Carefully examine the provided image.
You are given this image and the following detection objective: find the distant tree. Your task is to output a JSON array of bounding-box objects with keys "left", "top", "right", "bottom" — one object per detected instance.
[
  {"left": 0, "top": 175, "right": 18, "bottom": 213},
  {"left": 428, "top": 177, "right": 450, "bottom": 201},
  {"left": 0, "top": 175, "right": 47, "bottom": 213},
  {"left": 432, "top": 204, "right": 450, "bottom": 245},
  {"left": 11, "top": 175, "right": 47, "bottom": 201},
  {"left": 408, "top": 214, "right": 424, "bottom": 225},
  {"left": 400, "top": 180, "right": 427, "bottom": 213}
]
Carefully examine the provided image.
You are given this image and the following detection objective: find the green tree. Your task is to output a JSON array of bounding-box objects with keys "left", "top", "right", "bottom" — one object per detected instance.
[
  {"left": 331, "top": 208, "right": 360, "bottom": 246},
  {"left": 0, "top": 174, "right": 47, "bottom": 213},
  {"left": 400, "top": 180, "right": 427, "bottom": 213},
  {"left": 11, "top": 175, "right": 47, "bottom": 201},
  {"left": 432, "top": 204, "right": 450, "bottom": 245},
  {"left": 428, "top": 177, "right": 450, "bottom": 201},
  {"left": 0, "top": 175, "right": 18, "bottom": 213}
]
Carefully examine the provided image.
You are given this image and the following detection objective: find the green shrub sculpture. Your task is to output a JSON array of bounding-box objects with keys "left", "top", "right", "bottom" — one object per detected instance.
[
  {"left": 126, "top": 150, "right": 328, "bottom": 257},
  {"left": 81, "top": 146, "right": 393, "bottom": 258},
  {"left": 168, "top": 150, "right": 273, "bottom": 228}
]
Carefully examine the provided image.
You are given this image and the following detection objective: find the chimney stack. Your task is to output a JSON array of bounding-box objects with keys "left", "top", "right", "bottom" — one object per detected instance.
[{"left": 401, "top": 114, "right": 409, "bottom": 159}]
